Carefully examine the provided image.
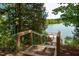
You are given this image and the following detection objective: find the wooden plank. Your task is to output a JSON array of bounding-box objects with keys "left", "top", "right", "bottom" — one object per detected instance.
[
  {"left": 21, "top": 51, "right": 41, "bottom": 56},
  {"left": 17, "top": 30, "right": 32, "bottom": 37},
  {"left": 45, "top": 45, "right": 56, "bottom": 48}
]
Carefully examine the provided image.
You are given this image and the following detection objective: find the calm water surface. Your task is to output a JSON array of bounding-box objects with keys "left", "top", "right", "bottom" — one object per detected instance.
[{"left": 46, "top": 23, "right": 75, "bottom": 43}]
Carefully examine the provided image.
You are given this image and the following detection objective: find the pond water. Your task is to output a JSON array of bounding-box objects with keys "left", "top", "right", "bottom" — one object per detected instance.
[{"left": 46, "top": 23, "right": 75, "bottom": 43}]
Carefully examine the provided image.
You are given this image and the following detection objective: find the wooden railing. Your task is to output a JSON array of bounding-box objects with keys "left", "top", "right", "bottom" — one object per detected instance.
[
  {"left": 16, "top": 30, "right": 32, "bottom": 51},
  {"left": 16, "top": 30, "right": 61, "bottom": 56}
]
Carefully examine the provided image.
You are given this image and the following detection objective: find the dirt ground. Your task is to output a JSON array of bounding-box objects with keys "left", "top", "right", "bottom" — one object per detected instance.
[
  {"left": 0, "top": 45, "right": 79, "bottom": 56},
  {"left": 60, "top": 45, "right": 79, "bottom": 56}
]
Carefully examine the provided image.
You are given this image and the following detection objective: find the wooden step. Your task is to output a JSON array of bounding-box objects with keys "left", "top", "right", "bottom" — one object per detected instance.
[{"left": 19, "top": 51, "right": 42, "bottom": 56}]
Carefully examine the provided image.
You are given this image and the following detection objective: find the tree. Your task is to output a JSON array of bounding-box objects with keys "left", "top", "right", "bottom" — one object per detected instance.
[
  {"left": 52, "top": 3, "right": 79, "bottom": 40},
  {"left": 0, "top": 3, "right": 47, "bottom": 48},
  {"left": 7, "top": 3, "right": 47, "bottom": 34}
]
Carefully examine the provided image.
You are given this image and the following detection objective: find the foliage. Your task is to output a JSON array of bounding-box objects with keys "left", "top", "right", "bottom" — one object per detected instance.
[
  {"left": 52, "top": 3, "right": 79, "bottom": 40},
  {"left": 65, "top": 36, "right": 79, "bottom": 47},
  {"left": 0, "top": 15, "right": 16, "bottom": 50},
  {"left": 46, "top": 18, "right": 63, "bottom": 25},
  {"left": 0, "top": 3, "right": 47, "bottom": 50}
]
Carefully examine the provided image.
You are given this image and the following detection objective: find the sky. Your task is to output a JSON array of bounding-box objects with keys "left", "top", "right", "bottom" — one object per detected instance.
[{"left": 44, "top": 3, "right": 64, "bottom": 19}]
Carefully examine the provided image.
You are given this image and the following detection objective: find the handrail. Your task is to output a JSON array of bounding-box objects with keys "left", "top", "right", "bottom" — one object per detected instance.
[
  {"left": 16, "top": 30, "right": 32, "bottom": 36},
  {"left": 16, "top": 30, "right": 48, "bottom": 50},
  {"left": 16, "top": 30, "right": 61, "bottom": 56},
  {"left": 16, "top": 30, "right": 32, "bottom": 51},
  {"left": 32, "top": 31, "right": 48, "bottom": 37}
]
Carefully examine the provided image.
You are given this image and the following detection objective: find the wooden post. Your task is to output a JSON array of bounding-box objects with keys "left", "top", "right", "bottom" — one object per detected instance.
[
  {"left": 56, "top": 31, "right": 61, "bottom": 56},
  {"left": 16, "top": 30, "right": 32, "bottom": 51},
  {"left": 40, "top": 35, "right": 43, "bottom": 44},
  {"left": 16, "top": 35, "right": 20, "bottom": 52},
  {"left": 29, "top": 30, "right": 32, "bottom": 45}
]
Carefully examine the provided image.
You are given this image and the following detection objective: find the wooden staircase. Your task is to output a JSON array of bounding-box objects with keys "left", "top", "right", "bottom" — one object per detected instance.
[{"left": 16, "top": 30, "right": 61, "bottom": 56}]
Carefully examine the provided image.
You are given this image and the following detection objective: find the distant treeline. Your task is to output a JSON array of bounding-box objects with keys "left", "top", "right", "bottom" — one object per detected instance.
[{"left": 46, "top": 19, "right": 63, "bottom": 25}]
